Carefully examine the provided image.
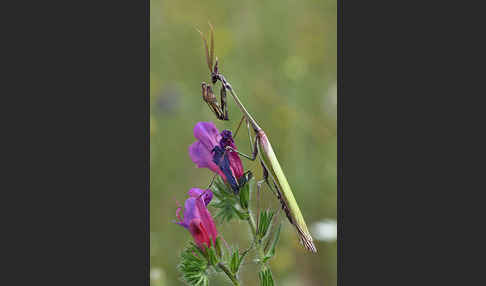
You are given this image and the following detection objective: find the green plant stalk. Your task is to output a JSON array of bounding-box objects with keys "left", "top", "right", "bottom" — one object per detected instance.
[
  {"left": 245, "top": 207, "right": 268, "bottom": 273},
  {"left": 217, "top": 262, "right": 240, "bottom": 286}
]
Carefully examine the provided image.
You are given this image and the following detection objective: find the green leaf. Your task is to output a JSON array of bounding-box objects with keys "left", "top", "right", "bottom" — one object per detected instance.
[
  {"left": 230, "top": 249, "right": 240, "bottom": 274},
  {"left": 206, "top": 246, "right": 219, "bottom": 266},
  {"left": 257, "top": 210, "right": 275, "bottom": 240},
  {"left": 178, "top": 244, "right": 209, "bottom": 286},
  {"left": 239, "top": 179, "right": 250, "bottom": 209},
  {"left": 210, "top": 176, "right": 243, "bottom": 223},
  {"left": 258, "top": 269, "right": 274, "bottom": 286},
  {"left": 214, "top": 237, "right": 223, "bottom": 258},
  {"left": 238, "top": 246, "right": 251, "bottom": 270},
  {"left": 234, "top": 208, "right": 250, "bottom": 220},
  {"left": 267, "top": 270, "right": 274, "bottom": 286},
  {"left": 214, "top": 176, "right": 232, "bottom": 195},
  {"left": 189, "top": 242, "right": 208, "bottom": 259}
]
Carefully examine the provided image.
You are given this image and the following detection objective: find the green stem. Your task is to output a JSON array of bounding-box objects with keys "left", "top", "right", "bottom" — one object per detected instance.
[
  {"left": 217, "top": 262, "right": 240, "bottom": 286},
  {"left": 247, "top": 214, "right": 257, "bottom": 238},
  {"left": 246, "top": 211, "right": 267, "bottom": 271}
]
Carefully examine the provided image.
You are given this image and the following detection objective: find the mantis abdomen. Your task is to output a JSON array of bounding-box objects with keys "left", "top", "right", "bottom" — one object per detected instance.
[{"left": 257, "top": 131, "right": 317, "bottom": 253}]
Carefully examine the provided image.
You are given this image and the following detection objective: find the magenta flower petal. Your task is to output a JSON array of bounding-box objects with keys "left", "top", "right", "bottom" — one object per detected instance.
[
  {"left": 220, "top": 130, "right": 244, "bottom": 179},
  {"left": 189, "top": 122, "right": 245, "bottom": 190},
  {"left": 187, "top": 188, "right": 204, "bottom": 197},
  {"left": 194, "top": 197, "right": 218, "bottom": 245},
  {"left": 193, "top": 122, "right": 221, "bottom": 151},
  {"left": 188, "top": 141, "right": 211, "bottom": 168},
  {"left": 189, "top": 141, "right": 226, "bottom": 179},
  {"left": 188, "top": 188, "right": 213, "bottom": 206},
  {"left": 176, "top": 207, "right": 183, "bottom": 222},
  {"left": 176, "top": 197, "right": 198, "bottom": 228},
  {"left": 188, "top": 219, "right": 211, "bottom": 248},
  {"left": 175, "top": 188, "right": 218, "bottom": 249},
  {"left": 211, "top": 129, "right": 245, "bottom": 193}
]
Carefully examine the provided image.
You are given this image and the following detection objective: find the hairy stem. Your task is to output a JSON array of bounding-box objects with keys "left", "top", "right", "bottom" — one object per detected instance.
[
  {"left": 246, "top": 208, "right": 269, "bottom": 273},
  {"left": 217, "top": 262, "right": 240, "bottom": 286},
  {"left": 247, "top": 213, "right": 257, "bottom": 237}
]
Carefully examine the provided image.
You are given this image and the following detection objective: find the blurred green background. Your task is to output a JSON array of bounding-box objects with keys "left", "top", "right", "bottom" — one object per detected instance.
[{"left": 150, "top": 0, "right": 337, "bottom": 285}]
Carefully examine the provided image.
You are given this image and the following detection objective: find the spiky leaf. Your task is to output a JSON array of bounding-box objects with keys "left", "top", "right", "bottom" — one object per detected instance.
[
  {"left": 258, "top": 269, "right": 274, "bottom": 286},
  {"left": 214, "top": 237, "right": 223, "bottom": 258},
  {"left": 210, "top": 176, "right": 249, "bottom": 222},
  {"left": 230, "top": 249, "right": 240, "bottom": 274},
  {"left": 257, "top": 210, "right": 275, "bottom": 240},
  {"left": 206, "top": 246, "right": 219, "bottom": 266},
  {"left": 239, "top": 176, "right": 251, "bottom": 209},
  {"left": 178, "top": 244, "right": 209, "bottom": 286}
]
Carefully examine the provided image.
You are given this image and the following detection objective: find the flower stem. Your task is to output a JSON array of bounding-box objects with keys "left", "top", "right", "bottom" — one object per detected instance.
[
  {"left": 217, "top": 262, "right": 240, "bottom": 286},
  {"left": 247, "top": 213, "right": 257, "bottom": 238},
  {"left": 246, "top": 210, "right": 268, "bottom": 272}
]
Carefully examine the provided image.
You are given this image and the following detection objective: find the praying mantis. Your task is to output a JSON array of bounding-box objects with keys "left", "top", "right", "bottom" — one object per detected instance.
[{"left": 197, "top": 24, "right": 317, "bottom": 253}]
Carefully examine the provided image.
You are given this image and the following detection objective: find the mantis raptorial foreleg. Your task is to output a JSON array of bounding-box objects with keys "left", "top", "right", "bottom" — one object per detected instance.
[
  {"left": 224, "top": 143, "right": 258, "bottom": 161},
  {"left": 201, "top": 82, "right": 229, "bottom": 121},
  {"left": 232, "top": 116, "right": 245, "bottom": 139},
  {"left": 226, "top": 119, "right": 259, "bottom": 161},
  {"left": 206, "top": 173, "right": 218, "bottom": 189}
]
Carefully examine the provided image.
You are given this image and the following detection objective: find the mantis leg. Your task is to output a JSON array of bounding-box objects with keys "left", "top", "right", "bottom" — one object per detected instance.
[
  {"left": 232, "top": 115, "right": 245, "bottom": 139},
  {"left": 220, "top": 86, "right": 229, "bottom": 120},
  {"left": 259, "top": 156, "right": 296, "bottom": 229},
  {"left": 202, "top": 82, "right": 226, "bottom": 120},
  {"left": 206, "top": 173, "right": 218, "bottom": 189},
  {"left": 225, "top": 145, "right": 258, "bottom": 161},
  {"left": 204, "top": 118, "right": 249, "bottom": 192},
  {"left": 226, "top": 119, "right": 259, "bottom": 161},
  {"left": 233, "top": 118, "right": 279, "bottom": 199},
  {"left": 258, "top": 158, "right": 278, "bottom": 198}
]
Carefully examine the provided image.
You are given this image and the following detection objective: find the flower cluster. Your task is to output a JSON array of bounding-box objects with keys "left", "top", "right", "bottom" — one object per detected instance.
[
  {"left": 189, "top": 122, "right": 244, "bottom": 193},
  {"left": 175, "top": 188, "right": 217, "bottom": 249},
  {"left": 176, "top": 121, "right": 244, "bottom": 249}
]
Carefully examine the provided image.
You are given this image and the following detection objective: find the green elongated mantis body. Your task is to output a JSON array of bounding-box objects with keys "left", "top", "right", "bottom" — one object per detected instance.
[
  {"left": 198, "top": 24, "right": 316, "bottom": 252},
  {"left": 256, "top": 130, "right": 316, "bottom": 252}
]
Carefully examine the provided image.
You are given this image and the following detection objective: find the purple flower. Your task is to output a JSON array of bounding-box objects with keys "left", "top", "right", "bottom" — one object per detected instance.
[
  {"left": 175, "top": 188, "right": 218, "bottom": 249},
  {"left": 189, "top": 122, "right": 244, "bottom": 193}
]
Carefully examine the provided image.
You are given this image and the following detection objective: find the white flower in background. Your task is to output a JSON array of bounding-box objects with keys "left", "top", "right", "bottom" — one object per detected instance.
[
  {"left": 311, "top": 219, "right": 337, "bottom": 242},
  {"left": 322, "top": 82, "right": 337, "bottom": 117},
  {"left": 150, "top": 267, "right": 166, "bottom": 286},
  {"left": 150, "top": 268, "right": 162, "bottom": 281}
]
